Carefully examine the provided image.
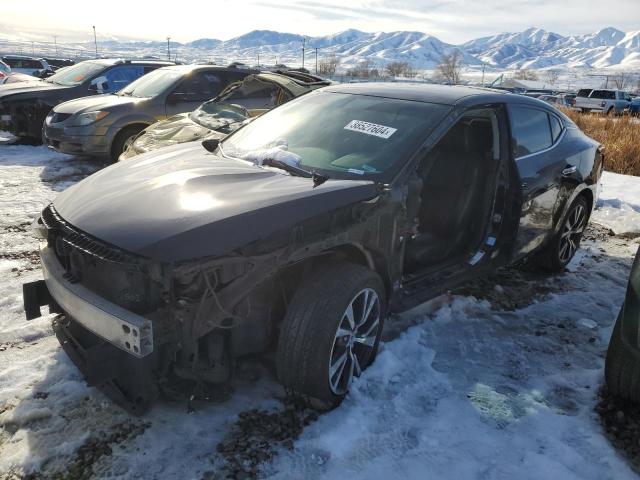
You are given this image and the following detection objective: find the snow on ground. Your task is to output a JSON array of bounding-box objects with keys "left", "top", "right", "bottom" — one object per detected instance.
[
  {"left": 593, "top": 171, "right": 640, "bottom": 235},
  {"left": 0, "top": 142, "right": 639, "bottom": 479}
]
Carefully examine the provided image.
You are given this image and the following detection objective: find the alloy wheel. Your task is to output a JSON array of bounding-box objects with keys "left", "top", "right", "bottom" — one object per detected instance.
[
  {"left": 328, "top": 288, "right": 381, "bottom": 395},
  {"left": 559, "top": 203, "right": 587, "bottom": 263}
]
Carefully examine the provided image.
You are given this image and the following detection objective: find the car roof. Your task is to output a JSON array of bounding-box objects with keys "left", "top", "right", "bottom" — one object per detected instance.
[
  {"left": 82, "top": 58, "right": 174, "bottom": 67},
  {"left": 2, "top": 55, "right": 44, "bottom": 60},
  {"left": 321, "top": 82, "right": 548, "bottom": 107},
  {"left": 154, "top": 64, "right": 249, "bottom": 74}
]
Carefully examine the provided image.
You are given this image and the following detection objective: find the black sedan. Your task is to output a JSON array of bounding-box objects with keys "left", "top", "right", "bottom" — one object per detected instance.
[
  {"left": 23, "top": 83, "right": 603, "bottom": 413},
  {"left": 0, "top": 58, "right": 172, "bottom": 141}
]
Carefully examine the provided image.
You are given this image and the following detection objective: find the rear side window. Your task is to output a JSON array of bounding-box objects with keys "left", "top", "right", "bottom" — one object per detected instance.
[
  {"left": 509, "top": 106, "right": 552, "bottom": 158},
  {"left": 591, "top": 90, "right": 615, "bottom": 100},
  {"left": 549, "top": 115, "right": 563, "bottom": 142},
  {"left": 577, "top": 89, "right": 592, "bottom": 97}
]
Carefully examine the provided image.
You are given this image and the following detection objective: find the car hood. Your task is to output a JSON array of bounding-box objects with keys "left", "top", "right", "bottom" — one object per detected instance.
[
  {"left": 54, "top": 94, "right": 145, "bottom": 114},
  {"left": 126, "top": 113, "right": 214, "bottom": 157},
  {"left": 53, "top": 142, "right": 379, "bottom": 263},
  {"left": 0, "top": 80, "right": 67, "bottom": 99}
]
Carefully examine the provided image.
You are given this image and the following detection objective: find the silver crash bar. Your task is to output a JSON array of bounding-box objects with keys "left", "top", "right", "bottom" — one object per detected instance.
[{"left": 41, "top": 244, "right": 153, "bottom": 358}]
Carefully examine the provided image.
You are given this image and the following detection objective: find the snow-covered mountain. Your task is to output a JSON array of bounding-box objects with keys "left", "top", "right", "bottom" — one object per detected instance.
[
  {"left": 2, "top": 26, "right": 639, "bottom": 71},
  {"left": 171, "top": 26, "right": 640, "bottom": 70}
]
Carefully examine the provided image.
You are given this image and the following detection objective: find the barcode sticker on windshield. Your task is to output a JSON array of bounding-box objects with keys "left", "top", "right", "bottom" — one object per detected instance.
[{"left": 344, "top": 120, "right": 397, "bottom": 139}]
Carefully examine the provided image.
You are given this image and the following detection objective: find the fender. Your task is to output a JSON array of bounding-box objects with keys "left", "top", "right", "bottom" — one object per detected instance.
[{"left": 105, "top": 114, "right": 156, "bottom": 150}]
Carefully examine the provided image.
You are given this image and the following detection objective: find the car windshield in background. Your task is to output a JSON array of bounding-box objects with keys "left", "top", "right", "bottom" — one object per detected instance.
[
  {"left": 221, "top": 91, "right": 450, "bottom": 181},
  {"left": 45, "top": 61, "right": 106, "bottom": 86},
  {"left": 119, "top": 69, "right": 182, "bottom": 98}
]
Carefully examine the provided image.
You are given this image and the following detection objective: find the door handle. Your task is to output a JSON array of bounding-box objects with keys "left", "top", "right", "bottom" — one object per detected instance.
[{"left": 561, "top": 165, "right": 577, "bottom": 176}]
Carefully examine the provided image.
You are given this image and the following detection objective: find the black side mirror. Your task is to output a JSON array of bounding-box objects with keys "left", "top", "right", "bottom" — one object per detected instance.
[
  {"left": 202, "top": 138, "right": 219, "bottom": 152},
  {"left": 88, "top": 83, "right": 98, "bottom": 93}
]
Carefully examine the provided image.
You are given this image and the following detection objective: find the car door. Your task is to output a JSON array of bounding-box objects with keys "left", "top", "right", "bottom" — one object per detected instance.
[
  {"left": 509, "top": 105, "right": 577, "bottom": 256},
  {"left": 165, "top": 71, "right": 224, "bottom": 117}
]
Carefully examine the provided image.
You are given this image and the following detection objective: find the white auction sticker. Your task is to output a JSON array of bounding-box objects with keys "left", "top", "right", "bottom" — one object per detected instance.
[{"left": 344, "top": 120, "right": 397, "bottom": 139}]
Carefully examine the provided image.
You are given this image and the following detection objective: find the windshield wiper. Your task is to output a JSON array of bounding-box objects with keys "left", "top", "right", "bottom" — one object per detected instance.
[
  {"left": 262, "top": 158, "right": 312, "bottom": 178},
  {"left": 262, "top": 158, "right": 329, "bottom": 188}
]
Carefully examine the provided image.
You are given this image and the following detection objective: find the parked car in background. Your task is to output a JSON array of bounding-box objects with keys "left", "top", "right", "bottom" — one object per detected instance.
[
  {"left": 0, "top": 60, "right": 10, "bottom": 83},
  {"left": 23, "top": 84, "right": 603, "bottom": 414},
  {"left": 1, "top": 55, "right": 52, "bottom": 77},
  {"left": 606, "top": 246, "right": 640, "bottom": 402},
  {"left": 539, "top": 94, "right": 577, "bottom": 108},
  {"left": 43, "top": 58, "right": 75, "bottom": 71},
  {"left": 628, "top": 97, "right": 640, "bottom": 116},
  {"left": 0, "top": 59, "right": 173, "bottom": 141},
  {"left": 44, "top": 65, "right": 250, "bottom": 161},
  {"left": 573, "top": 88, "right": 632, "bottom": 114},
  {"left": 120, "top": 70, "right": 331, "bottom": 160}
]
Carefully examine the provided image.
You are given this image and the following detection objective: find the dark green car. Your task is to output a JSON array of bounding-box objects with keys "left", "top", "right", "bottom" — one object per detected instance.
[{"left": 606, "top": 246, "right": 640, "bottom": 400}]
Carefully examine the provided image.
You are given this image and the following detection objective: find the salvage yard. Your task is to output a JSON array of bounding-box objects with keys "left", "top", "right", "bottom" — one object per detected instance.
[{"left": 1, "top": 135, "right": 640, "bottom": 479}]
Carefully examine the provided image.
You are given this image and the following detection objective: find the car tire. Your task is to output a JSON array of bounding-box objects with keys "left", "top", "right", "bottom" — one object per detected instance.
[
  {"left": 605, "top": 309, "right": 640, "bottom": 402},
  {"left": 581, "top": 108, "right": 590, "bottom": 114},
  {"left": 276, "top": 262, "right": 386, "bottom": 410},
  {"left": 111, "top": 125, "right": 146, "bottom": 162},
  {"left": 534, "top": 195, "right": 589, "bottom": 272}
]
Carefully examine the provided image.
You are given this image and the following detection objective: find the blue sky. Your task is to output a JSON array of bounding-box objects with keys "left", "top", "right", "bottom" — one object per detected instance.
[{"left": 2, "top": 0, "right": 639, "bottom": 43}]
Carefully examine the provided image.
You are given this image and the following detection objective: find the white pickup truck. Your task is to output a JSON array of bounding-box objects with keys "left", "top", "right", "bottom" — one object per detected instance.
[{"left": 572, "top": 88, "right": 632, "bottom": 115}]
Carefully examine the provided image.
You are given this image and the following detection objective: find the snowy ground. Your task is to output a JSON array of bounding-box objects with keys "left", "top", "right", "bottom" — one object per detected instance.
[{"left": 0, "top": 139, "right": 639, "bottom": 479}]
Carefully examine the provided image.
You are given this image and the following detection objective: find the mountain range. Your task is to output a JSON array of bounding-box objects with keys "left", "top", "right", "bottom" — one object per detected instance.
[{"left": 2, "top": 26, "right": 639, "bottom": 71}]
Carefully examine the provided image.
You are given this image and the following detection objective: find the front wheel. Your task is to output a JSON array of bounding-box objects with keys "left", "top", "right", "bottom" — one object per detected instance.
[
  {"left": 111, "top": 125, "right": 146, "bottom": 162},
  {"left": 276, "top": 263, "right": 386, "bottom": 409},
  {"left": 534, "top": 196, "right": 589, "bottom": 272}
]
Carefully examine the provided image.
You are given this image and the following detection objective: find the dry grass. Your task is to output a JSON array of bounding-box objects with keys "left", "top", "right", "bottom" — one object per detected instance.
[{"left": 561, "top": 108, "right": 640, "bottom": 176}]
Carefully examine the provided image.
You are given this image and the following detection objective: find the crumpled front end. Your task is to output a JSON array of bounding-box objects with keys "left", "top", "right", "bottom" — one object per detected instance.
[
  {"left": 22, "top": 204, "right": 288, "bottom": 413},
  {"left": 118, "top": 104, "right": 248, "bottom": 161}
]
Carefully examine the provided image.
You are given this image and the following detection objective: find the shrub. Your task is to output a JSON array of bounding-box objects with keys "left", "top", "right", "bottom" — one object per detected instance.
[{"left": 561, "top": 108, "right": 640, "bottom": 176}]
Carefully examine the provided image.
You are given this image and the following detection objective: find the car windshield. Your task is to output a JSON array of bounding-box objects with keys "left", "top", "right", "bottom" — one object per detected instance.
[
  {"left": 189, "top": 101, "right": 250, "bottom": 132},
  {"left": 45, "top": 61, "right": 106, "bottom": 86},
  {"left": 119, "top": 69, "right": 182, "bottom": 98},
  {"left": 221, "top": 91, "right": 450, "bottom": 181}
]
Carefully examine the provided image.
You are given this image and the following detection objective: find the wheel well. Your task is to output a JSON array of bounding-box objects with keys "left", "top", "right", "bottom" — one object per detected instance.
[
  {"left": 110, "top": 123, "right": 149, "bottom": 154},
  {"left": 276, "top": 245, "right": 392, "bottom": 306},
  {"left": 577, "top": 188, "right": 594, "bottom": 218}
]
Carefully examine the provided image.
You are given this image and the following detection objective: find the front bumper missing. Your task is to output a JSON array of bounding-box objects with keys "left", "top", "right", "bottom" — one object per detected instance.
[{"left": 30, "top": 244, "right": 154, "bottom": 358}]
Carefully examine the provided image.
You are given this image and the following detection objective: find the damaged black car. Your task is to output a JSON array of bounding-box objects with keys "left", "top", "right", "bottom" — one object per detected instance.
[
  {"left": 0, "top": 59, "right": 172, "bottom": 141},
  {"left": 23, "top": 84, "right": 603, "bottom": 414}
]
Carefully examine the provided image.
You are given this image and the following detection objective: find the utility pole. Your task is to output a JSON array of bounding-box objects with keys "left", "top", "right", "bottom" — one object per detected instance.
[
  {"left": 93, "top": 26, "right": 98, "bottom": 58},
  {"left": 481, "top": 63, "right": 485, "bottom": 87},
  {"left": 53, "top": 35, "right": 58, "bottom": 56},
  {"left": 167, "top": 37, "right": 171, "bottom": 61},
  {"left": 32, "top": 41, "right": 35, "bottom": 56},
  {"left": 315, "top": 47, "right": 318, "bottom": 74},
  {"left": 257, "top": 49, "right": 260, "bottom": 68},
  {"left": 302, "top": 37, "right": 305, "bottom": 70}
]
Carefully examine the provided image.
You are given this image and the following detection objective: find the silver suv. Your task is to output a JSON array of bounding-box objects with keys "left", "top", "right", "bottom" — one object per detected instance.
[{"left": 43, "top": 65, "right": 251, "bottom": 161}]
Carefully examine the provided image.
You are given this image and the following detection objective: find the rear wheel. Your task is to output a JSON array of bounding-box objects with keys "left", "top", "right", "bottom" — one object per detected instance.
[
  {"left": 605, "top": 309, "right": 640, "bottom": 402},
  {"left": 534, "top": 196, "right": 589, "bottom": 272},
  {"left": 111, "top": 125, "right": 146, "bottom": 162},
  {"left": 276, "top": 263, "right": 385, "bottom": 409}
]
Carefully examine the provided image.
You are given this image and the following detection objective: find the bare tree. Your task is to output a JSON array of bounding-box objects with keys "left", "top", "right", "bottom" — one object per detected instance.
[
  {"left": 545, "top": 69, "right": 560, "bottom": 86},
  {"left": 318, "top": 53, "right": 340, "bottom": 76},
  {"left": 514, "top": 69, "right": 539, "bottom": 81},
  {"left": 348, "top": 58, "right": 376, "bottom": 78},
  {"left": 435, "top": 50, "right": 463, "bottom": 85},
  {"left": 386, "top": 61, "right": 409, "bottom": 77}
]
